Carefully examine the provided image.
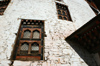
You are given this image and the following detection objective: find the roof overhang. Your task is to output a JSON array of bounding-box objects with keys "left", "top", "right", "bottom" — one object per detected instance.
[{"left": 66, "top": 14, "right": 100, "bottom": 53}]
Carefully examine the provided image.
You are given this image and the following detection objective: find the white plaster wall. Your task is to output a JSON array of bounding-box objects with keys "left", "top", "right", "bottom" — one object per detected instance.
[
  {"left": 0, "top": 0, "right": 97, "bottom": 66},
  {"left": 63, "top": 0, "right": 96, "bottom": 29}
]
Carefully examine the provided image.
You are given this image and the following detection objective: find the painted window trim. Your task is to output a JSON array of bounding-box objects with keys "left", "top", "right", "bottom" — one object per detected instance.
[{"left": 11, "top": 19, "right": 44, "bottom": 61}]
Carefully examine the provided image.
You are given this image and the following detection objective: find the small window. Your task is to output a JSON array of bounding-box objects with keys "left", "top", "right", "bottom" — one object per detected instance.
[
  {"left": 0, "top": 0, "right": 10, "bottom": 15},
  {"left": 12, "top": 19, "right": 44, "bottom": 61},
  {"left": 56, "top": 2, "right": 72, "bottom": 21},
  {"left": 33, "top": 30, "right": 40, "bottom": 39}
]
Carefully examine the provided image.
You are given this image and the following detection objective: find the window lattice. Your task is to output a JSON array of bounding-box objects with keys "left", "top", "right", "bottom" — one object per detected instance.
[
  {"left": 31, "top": 43, "right": 39, "bottom": 51},
  {"left": 56, "top": 3, "right": 72, "bottom": 21},
  {"left": 0, "top": 0, "right": 10, "bottom": 15},
  {"left": 21, "top": 43, "right": 29, "bottom": 51},
  {"left": 23, "top": 30, "right": 31, "bottom": 38},
  {"left": 33, "top": 30, "right": 40, "bottom": 39},
  {"left": 13, "top": 19, "right": 44, "bottom": 61}
]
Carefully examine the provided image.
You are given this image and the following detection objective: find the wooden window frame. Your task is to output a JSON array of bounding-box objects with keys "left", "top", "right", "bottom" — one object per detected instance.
[
  {"left": 21, "top": 28, "right": 41, "bottom": 39},
  {"left": 11, "top": 19, "right": 44, "bottom": 61},
  {"left": 17, "top": 41, "right": 42, "bottom": 55},
  {"left": 56, "top": 2, "right": 72, "bottom": 21},
  {"left": 0, "top": 0, "right": 10, "bottom": 15}
]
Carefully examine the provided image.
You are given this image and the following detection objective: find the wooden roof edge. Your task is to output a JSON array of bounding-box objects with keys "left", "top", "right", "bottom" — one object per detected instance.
[{"left": 65, "top": 14, "right": 100, "bottom": 40}]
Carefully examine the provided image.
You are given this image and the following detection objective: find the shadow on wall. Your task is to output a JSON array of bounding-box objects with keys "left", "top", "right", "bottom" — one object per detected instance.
[{"left": 65, "top": 39, "right": 98, "bottom": 66}]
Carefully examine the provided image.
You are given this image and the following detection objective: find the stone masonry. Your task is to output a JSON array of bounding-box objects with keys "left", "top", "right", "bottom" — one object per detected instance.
[{"left": 0, "top": 0, "right": 98, "bottom": 66}]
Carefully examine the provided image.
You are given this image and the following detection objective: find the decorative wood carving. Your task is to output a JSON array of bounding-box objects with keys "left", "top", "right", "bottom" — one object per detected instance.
[{"left": 13, "top": 19, "right": 44, "bottom": 61}]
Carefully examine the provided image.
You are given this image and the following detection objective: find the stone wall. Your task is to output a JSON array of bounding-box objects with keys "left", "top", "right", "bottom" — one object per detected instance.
[{"left": 0, "top": 0, "right": 97, "bottom": 66}]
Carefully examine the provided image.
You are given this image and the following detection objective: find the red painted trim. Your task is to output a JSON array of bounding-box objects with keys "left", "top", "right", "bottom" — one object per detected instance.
[{"left": 16, "top": 56, "right": 41, "bottom": 60}]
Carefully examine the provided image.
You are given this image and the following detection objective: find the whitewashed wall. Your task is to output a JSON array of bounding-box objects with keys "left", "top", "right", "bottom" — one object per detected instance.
[{"left": 0, "top": 0, "right": 97, "bottom": 66}]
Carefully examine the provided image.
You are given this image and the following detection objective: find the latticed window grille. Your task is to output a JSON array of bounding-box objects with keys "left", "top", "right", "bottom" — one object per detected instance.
[
  {"left": 21, "top": 43, "right": 29, "bottom": 51},
  {"left": 23, "top": 30, "right": 31, "bottom": 38},
  {"left": 12, "top": 19, "right": 44, "bottom": 61},
  {"left": 31, "top": 42, "right": 39, "bottom": 51},
  {"left": 56, "top": 2, "right": 72, "bottom": 21},
  {"left": 33, "top": 30, "right": 40, "bottom": 39},
  {"left": 0, "top": 0, "right": 10, "bottom": 15},
  {"left": 20, "top": 43, "right": 29, "bottom": 56}
]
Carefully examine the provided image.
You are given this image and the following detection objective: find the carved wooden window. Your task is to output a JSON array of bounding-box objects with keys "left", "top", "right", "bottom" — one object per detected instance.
[
  {"left": 56, "top": 2, "right": 72, "bottom": 21},
  {"left": 13, "top": 19, "right": 44, "bottom": 61},
  {"left": 0, "top": 0, "right": 10, "bottom": 15}
]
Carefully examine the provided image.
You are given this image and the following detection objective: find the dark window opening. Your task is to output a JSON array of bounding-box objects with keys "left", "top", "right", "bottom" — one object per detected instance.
[
  {"left": 56, "top": 2, "right": 72, "bottom": 21},
  {"left": 64, "top": 17, "right": 67, "bottom": 20},
  {"left": 0, "top": 0, "right": 10, "bottom": 15},
  {"left": 58, "top": 16, "right": 62, "bottom": 19}
]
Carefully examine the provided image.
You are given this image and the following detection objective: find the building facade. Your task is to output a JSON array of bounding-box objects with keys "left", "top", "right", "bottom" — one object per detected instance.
[{"left": 0, "top": 0, "right": 99, "bottom": 66}]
